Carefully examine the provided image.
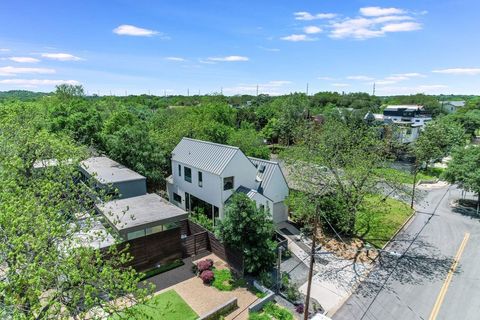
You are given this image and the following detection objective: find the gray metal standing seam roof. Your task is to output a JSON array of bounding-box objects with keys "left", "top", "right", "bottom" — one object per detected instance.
[
  {"left": 172, "top": 138, "right": 241, "bottom": 175},
  {"left": 248, "top": 157, "right": 281, "bottom": 192}
]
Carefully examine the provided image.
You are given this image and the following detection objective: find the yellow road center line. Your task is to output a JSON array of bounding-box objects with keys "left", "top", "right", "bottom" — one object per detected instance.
[{"left": 428, "top": 232, "right": 470, "bottom": 320}]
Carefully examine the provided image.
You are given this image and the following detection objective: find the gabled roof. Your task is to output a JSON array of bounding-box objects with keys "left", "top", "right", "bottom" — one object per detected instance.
[
  {"left": 249, "top": 157, "right": 277, "bottom": 191},
  {"left": 172, "top": 138, "right": 240, "bottom": 175}
]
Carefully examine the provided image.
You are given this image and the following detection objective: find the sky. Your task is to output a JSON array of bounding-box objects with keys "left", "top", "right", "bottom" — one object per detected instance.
[{"left": 0, "top": 0, "right": 479, "bottom": 96}]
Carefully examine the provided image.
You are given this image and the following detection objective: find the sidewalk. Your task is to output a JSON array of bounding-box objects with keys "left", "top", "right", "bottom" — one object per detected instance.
[{"left": 277, "top": 222, "right": 371, "bottom": 316}]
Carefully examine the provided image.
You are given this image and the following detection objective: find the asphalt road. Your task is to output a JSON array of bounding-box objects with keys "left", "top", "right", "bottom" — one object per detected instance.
[{"left": 333, "top": 184, "right": 480, "bottom": 320}]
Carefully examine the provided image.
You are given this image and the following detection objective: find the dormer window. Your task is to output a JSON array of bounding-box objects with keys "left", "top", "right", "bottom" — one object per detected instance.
[{"left": 259, "top": 165, "right": 266, "bottom": 173}]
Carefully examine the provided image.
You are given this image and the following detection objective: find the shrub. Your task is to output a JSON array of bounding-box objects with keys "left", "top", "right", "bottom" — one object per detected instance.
[
  {"left": 295, "top": 304, "right": 304, "bottom": 314},
  {"left": 263, "top": 302, "right": 293, "bottom": 320},
  {"left": 200, "top": 270, "right": 214, "bottom": 284},
  {"left": 197, "top": 259, "right": 214, "bottom": 273},
  {"left": 259, "top": 271, "right": 274, "bottom": 289}
]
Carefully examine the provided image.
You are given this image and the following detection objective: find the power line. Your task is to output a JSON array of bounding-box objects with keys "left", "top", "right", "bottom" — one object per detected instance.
[{"left": 358, "top": 186, "right": 451, "bottom": 320}]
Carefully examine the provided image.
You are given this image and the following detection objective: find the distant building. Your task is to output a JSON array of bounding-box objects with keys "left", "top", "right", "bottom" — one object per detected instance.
[
  {"left": 166, "top": 138, "right": 289, "bottom": 225},
  {"left": 364, "top": 105, "right": 432, "bottom": 144},
  {"left": 441, "top": 100, "right": 465, "bottom": 113}
]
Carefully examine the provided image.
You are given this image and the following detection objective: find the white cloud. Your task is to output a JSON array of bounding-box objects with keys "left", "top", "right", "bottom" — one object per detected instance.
[
  {"left": 165, "top": 57, "right": 186, "bottom": 62},
  {"left": 432, "top": 68, "right": 480, "bottom": 75},
  {"left": 360, "top": 7, "right": 405, "bottom": 17},
  {"left": 223, "top": 80, "right": 291, "bottom": 95},
  {"left": 258, "top": 46, "right": 280, "bottom": 52},
  {"left": 304, "top": 26, "right": 322, "bottom": 34},
  {"left": 382, "top": 22, "right": 421, "bottom": 32},
  {"left": 0, "top": 48, "right": 10, "bottom": 52},
  {"left": 347, "top": 75, "right": 374, "bottom": 81},
  {"left": 385, "top": 75, "right": 409, "bottom": 81},
  {"left": 281, "top": 34, "right": 315, "bottom": 42},
  {"left": 8, "top": 57, "right": 40, "bottom": 63},
  {"left": 329, "top": 8, "right": 421, "bottom": 40},
  {"left": 207, "top": 55, "right": 249, "bottom": 62},
  {"left": 0, "top": 66, "right": 55, "bottom": 76},
  {"left": 318, "top": 76, "right": 335, "bottom": 80},
  {"left": 41, "top": 53, "right": 83, "bottom": 61},
  {"left": 332, "top": 83, "right": 350, "bottom": 87},
  {"left": 0, "top": 79, "right": 79, "bottom": 86},
  {"left": 294, "top": 12, "right": 337, "bottom": 20},
  {"left": 376, "top": 80, "right": 397, "bottom": 85},
  {"left": 393, "top": 72, "right": 426, "bottom": 78},
  {"left": 113, "top": 24, "right": 159, "bottom": 37}
]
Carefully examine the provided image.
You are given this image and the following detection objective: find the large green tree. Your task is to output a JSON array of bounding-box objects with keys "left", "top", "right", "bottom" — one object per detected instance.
[
  {"left": 216, "top": 193, "right": 276, "bottom": 274},
  {"left": 0, "top": 103, "right": 150, "bottom": 319},
  {"left": 444, "top": 146, "right": 480, "bottom": 213}
]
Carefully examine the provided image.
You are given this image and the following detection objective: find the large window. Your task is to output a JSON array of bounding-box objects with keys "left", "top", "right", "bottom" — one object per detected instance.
[
  {"left": 223, "top": 176, "right": 234, "bottom": 190},
  {"left": 198, "top": 171, "right": 203, "bottom": 187},
  {"left": 178, "top": 164, "right": 182, "bottom": 177},
  {"left": 184, "top": 167, "right": 192, "bottom": 183}
]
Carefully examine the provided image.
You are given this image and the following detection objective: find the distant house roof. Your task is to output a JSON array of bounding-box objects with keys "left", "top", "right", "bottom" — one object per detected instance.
[
  {"left": 97, "top": 193, "right": 188, "bottom": 233},
  {"left": 80, "top": 156, "right": 145, "bottom": 184},
  {"left": 385, "top": 105, "right": 424, "bottom": 111},
  {"left": 442, "top": 101, "right": 465, "bottom": 107},
  {"left": 172, "top": 138, "right": 241, "bottom": 175}
]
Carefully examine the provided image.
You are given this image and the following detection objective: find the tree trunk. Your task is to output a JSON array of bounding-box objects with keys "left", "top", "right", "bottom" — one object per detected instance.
[{"left": 304, "top": 220, "right": 317, "bottom": 320}]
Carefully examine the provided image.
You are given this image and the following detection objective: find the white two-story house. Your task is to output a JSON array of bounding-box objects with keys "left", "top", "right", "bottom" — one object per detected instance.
[{"left": 166, "top": 138, "right": 289, "bottom": 225}]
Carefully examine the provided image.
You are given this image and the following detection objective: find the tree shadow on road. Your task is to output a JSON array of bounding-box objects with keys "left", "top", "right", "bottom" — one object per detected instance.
[
  {"left": 355, "top": 237, "right": 453, "bottom": 298},
  {"left": 318, "top": 236, "right": 453, "bottom": 299}
]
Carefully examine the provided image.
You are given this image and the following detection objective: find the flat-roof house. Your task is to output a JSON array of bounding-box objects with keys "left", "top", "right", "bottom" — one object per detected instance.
[
  {"left": 79, "top": 156, "right": 147, "bottom": 199},
  {"left": 166, "top": 138, "right": 289, "bottom": 225},
  {"left": 96, "top": 193, "right": 188, "bottom": 240},
  {"left": 365, "top": 105, "right": 432, "bottom": 144}
]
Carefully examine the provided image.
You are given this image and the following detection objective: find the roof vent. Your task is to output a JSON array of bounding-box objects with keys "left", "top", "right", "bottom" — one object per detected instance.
[{"left": 259, "top": 165, "right": 266, "bottom": 173}]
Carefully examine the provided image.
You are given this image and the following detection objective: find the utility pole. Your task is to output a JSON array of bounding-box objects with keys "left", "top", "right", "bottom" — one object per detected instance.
[
  {"left": 256, "top": 84, "right": 259, "bottom": 96},
  {"left": 306, "top": 83, "right": 309, "bottom": 96},
  {"left": 187, "top": 88, "right": 189, "bottom": 97},
  {"left": 304, "top": 220, "right": 318, "bottom": 320},
  {"left": 276, "top": 246, "right": 283, "bottom": 293},
  {"left": 372, "top": 82, "right": 376, "bottom": 96}
]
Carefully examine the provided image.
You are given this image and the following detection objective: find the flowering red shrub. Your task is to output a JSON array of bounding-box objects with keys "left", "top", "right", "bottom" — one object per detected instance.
[
  {"left": 200, "top": 270, "right": 214, "bottom": 284},
  {"left": 197, "top": 259, "right": 214, "bottom": 273}
]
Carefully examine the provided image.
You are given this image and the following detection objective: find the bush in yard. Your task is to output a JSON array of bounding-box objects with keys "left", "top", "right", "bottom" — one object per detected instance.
[
  {"left": 197, "top": 259, "right": 214, "bottom": 273},
  {"left": 216, "top": 193, "right": 276, "bottom": 274},
  {"left": 200, "top": 270, "right": 214, "bottom": 284},
  {"left": 295, "top": 304, "right": 304, "bottom": 314}
]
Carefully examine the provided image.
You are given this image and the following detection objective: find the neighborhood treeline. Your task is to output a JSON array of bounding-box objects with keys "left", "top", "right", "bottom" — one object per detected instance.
[{"left": 1, "top": 85, "right": 479, "bottom": 318}]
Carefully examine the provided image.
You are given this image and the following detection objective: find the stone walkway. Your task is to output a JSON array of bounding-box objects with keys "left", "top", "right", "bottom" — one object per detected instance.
[{"left": 151, "top": 253, "right": 259, "bottom": 320}]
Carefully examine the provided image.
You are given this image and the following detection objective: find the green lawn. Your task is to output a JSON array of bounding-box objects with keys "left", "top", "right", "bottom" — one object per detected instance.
[
  {"left": 375, "top": 167, "right": 439, "bottom": 184},
  {"left": 355, "top": 194, "right": 413, "bottom": 248},
  {"left": 112, "top": 290, "right": 197, "bottom": 320},
  {"left": 212, "top": 268, "right": 234, "bottom": 291}
]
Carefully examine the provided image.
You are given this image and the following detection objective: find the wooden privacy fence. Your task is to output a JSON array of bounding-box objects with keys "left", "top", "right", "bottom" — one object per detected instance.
[
  {"left": 102, "top": 227, "right": 183, "bottom": 272},
  {"left": 181, "top": 220, "right": 244, "bottom": 275}
]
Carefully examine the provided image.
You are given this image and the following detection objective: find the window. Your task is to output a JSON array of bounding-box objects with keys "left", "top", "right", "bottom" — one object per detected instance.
[
  {"left": 223, "top": 176, "right": 234, "bottom": 190},
  {"left": 260, "top": 204, "right": 265, "bottom": 211},
  {"left": 173, "top": 193, "right": 182, "bottom": 203},
  {"left": 127, "top": 229, "right": 145, "bottom": 240},
  {"left": 178, "top": 164, "right": 182, "bottom": 177},
  {"left": 198, "top": 171, "right": 203, "bottom": 187},
  {"left": 184, "top": 167, "right": 192, "bottom": 182},
  {"left": 146, "top": 225, "right": 163, "bottom": 236}
]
